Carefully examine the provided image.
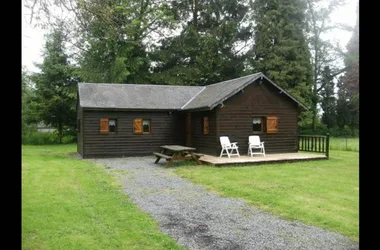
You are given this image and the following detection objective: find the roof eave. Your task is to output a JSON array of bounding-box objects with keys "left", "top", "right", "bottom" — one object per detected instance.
[{"left": 81, "top": 107, "right": 179, "bottom": 112}]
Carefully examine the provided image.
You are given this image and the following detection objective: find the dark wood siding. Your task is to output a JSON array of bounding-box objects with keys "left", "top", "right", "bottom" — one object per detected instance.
[
  {"left": 77, "top": 96, "right": 84, "bottom": 156},
  {"left": 82, "top": 110, "right": 183, "bottom": 158},
  {"left": 190, "top": 110, "right": 218, "bottom": 155},
  {"left": 215, "top": 79, "right": 300, "bottom": 155}
]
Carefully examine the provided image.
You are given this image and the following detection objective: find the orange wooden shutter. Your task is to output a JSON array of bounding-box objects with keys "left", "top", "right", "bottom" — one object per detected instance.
[
  {"left": 100, "top": 118, "right": 109, "bottom": 134},
  {"left": 266, "top": 116, "right": 278, "bottom": 133},
  {"left": 203, "top": 117, "right": 209, "bottom": 135},
  {"left": 133, "top": 118, "right": 143, "bottom": 134}
]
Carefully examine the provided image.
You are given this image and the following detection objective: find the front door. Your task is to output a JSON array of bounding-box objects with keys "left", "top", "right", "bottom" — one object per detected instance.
[{"left": 185, "top": 112, "right": 191, "bottom": 146}]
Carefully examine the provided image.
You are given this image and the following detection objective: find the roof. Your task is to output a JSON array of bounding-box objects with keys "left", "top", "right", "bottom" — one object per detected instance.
[
  {"left": 78, "top": 73, "right": 308, "bottom": 111},
  {"left": 181, "top": 73, "right": 261, "bottom": 110},
  {"left": 182, "top": 72, "right": 308, "bottom": 110},
  {"left": 78, "top": 83, "right": 203, "bottom": 110}
]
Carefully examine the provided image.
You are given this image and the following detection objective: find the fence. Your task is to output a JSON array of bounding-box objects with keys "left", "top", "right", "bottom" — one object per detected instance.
[{"left": 298, "top": 134, "right": 330, "bottom": 159}]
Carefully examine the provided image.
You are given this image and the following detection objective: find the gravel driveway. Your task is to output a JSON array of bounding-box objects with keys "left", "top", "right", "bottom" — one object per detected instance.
[{"left": 89, "top": 156, "right": 358, "bottom": 250}]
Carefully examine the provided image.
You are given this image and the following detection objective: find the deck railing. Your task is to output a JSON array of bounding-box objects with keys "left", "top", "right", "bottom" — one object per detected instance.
[{"left": 298, "top": 134, "right": 330, "bottom": 159}]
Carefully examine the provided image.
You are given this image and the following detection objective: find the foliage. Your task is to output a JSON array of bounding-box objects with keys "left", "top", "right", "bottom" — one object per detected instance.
[
  {"left": 336, "top": 76, "right": 359, "bottom": 133},
  {"left": 22, "top": 144, "right": 182, "bottom": 250},
  {"left": 175, "top": 150, "right": 359, "bottom": 242},
  {"left": 22, "top": 132, "right": 76, "bottom": 145},
  {"left": 343, "top": 1, "right": 359, "bottom": 94},
  {"left": 250, "top": 0, "right": 313, "bottom": 128},
  {"left": 320, "top": 66, "right": 337, "bottom": 128},
  {"left": 305, "top": 0, "right": 346, "bottom": 131},
  {"left": 299, "top": 124, "right": 359, "bottom": 138},
  {"left": 29, "top": 26, "right": 79, "bottom": 143},
  {"left": 22, "top": 67, "right": 37, "bottom": 136},
  {"left": 76, "top": 0, "right": 176, "bottom": 83},
  {"left": 150, "top": 0, "right": 253, "bottom": 86},
  {"left": 251, "top": 0, "right": 313, "bottom": 105}
]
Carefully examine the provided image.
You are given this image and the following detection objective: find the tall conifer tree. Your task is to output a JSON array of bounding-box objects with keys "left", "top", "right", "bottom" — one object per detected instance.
[{"left": 251, "top": 0, "right": 313, "bottom": 104}]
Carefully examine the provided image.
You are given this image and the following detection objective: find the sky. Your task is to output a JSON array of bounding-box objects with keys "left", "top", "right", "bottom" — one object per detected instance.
[{"left": 22, "top": 0, "right": 358, "bottom": 73}]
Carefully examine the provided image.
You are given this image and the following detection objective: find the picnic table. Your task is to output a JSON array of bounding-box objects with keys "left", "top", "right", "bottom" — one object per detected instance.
[{"left": 153, "top": 145, "right": 203, "bottom": 168}]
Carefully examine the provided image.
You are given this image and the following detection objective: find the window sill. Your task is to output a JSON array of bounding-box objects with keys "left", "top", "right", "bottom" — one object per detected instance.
[{"left": 252, "top": 131, "right": 264, "bottom": 134}]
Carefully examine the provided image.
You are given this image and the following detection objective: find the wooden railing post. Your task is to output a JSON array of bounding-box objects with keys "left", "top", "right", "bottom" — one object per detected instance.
[{"left": 326, "top": 133, "right": 330, "bottom": 159}]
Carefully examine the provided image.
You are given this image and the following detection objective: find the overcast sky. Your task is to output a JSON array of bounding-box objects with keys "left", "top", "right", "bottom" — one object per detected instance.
[{"left": 22, "top": 0, "right": 358, "bottom": 73}]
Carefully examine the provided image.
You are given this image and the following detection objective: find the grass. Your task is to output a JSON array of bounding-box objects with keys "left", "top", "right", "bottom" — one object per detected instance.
[
  {"left": 22, "top": 144, "right": 182, "bottom": 250},
  {"left": 174, "top": 150, "right": 359, "bottom": 242},
  {"left": 329, "top": 137, "right": 359, "bottom": 152}
]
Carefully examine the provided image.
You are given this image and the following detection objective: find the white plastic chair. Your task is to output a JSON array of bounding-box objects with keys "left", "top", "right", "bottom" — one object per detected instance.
[
  {"left": 219, "top": 136, "right": 240, "bottom": 158},
  {"left": 248, "top": 135, "right": 265, "bottom": 157}
]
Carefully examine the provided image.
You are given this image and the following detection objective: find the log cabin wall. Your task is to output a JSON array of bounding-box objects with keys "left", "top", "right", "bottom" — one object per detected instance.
[
  {"left": 189, "top": 109, "right": 218, "bottom": 156},
  {"left": 82, "top": 110, "right": 183, "bottom": 158},
  {"left": 215, "top": 79, "right": 300, "bottom": 155}
]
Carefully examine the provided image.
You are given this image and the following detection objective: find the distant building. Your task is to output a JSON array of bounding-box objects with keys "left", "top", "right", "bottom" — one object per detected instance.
[{"left": 37, "top": 122, "right": 56, "bottom": 133}]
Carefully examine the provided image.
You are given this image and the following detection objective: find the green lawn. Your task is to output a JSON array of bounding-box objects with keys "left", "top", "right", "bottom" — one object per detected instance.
[
  {"left": 175, "top": 150, "right": 359, "bottom": 242},
  {"left": 22, "top": 144, "right": 182, "bottom": 250},
  {"left": 329, "top": 137, "right": 359, "bottom": 152}
]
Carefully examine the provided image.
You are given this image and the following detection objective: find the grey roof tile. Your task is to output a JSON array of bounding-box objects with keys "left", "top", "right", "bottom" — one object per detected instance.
[
  {"left": 78, "top": 73, "right": 307, "bottom": 111},
  {"left": 78, "top": 83, "right": 204, "bottom": 110},
  {"left": 182, "top": 73, "right": 262, "bottom": 110}
]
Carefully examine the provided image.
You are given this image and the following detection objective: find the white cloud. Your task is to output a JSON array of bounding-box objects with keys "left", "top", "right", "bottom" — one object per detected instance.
[{"left": 22, "top": 1, "right": 45, "bottom": 73}]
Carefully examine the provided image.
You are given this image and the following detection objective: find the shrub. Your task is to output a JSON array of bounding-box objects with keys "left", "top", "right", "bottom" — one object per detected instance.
[{"left": 22, "top": 132, "right": 76, "bottom": 145}]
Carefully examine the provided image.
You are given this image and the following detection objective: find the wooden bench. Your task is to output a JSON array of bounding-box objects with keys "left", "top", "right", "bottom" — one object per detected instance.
[
  {"left": 153, "top": 152, "right": 172, "bottom": 163},
  {"left": 154, "top": 145, "right": 203, "bottom": 168}
]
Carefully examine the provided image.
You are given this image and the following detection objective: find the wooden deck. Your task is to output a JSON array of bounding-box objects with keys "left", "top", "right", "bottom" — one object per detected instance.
[{"left": 199, "top": 152, "right": 327, "bottom": 166}]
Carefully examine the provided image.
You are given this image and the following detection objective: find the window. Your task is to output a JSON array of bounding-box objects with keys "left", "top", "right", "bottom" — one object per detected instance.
[
  {"left": 100, "top": 118, "right": 117, "bottom": 134},
  {"left": 252, "top": 117, "right": 264, "bottom": 133},
  {"left": 203, "top": 117, "right": 209, "bottom": 135},
  {"left": 143, "top": 120, "right": 151, "bottom": 134},
  {"left": 133, "top": 118, "right": 151, "bottom": 134},
  {"left": 252, "top": 116, "right": 278, "bottom": 134},
  {"left": 109, "top": 119, "right": 116, "bottom": 132}
]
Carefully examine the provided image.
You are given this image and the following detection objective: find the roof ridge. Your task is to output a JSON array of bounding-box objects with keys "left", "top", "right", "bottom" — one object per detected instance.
[
  {"left": 204, "top": 73, "right": 260, "bottom": 87},
  {"left": 78, "top": 82, "right": 203, "bottom": 88}
]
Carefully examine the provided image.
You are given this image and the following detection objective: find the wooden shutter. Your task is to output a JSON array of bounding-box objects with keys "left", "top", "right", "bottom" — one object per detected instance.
[
  {"left": 133, "top": 118, "right": 143, "bottom": 134},
  {"left": 203, "top": 117, "right": 209, "bottom": 135},
  {"left": 266, "top": 116, "right": 278, "bottom": 134},
  {"left": 100, "top": 118, "right": 109, "bottom": 134}
]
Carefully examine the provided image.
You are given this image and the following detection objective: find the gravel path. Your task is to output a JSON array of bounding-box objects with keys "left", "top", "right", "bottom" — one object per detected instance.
[{"left": 89, "top": 157, "right": 358, "bottom": 250}]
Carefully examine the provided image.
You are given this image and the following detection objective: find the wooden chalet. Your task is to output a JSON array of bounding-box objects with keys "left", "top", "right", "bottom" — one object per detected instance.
[{"left": 77, "top": 72, "right": 317, "bottom": 158}]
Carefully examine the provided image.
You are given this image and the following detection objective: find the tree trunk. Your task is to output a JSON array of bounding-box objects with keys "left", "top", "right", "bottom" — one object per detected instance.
[
  {"left": 193, "top": 0, "right": 198, "bottom": 28},
  {"left": 58, "top": 123, "right": 63, "bottom": 144},
  {"left": 312, "top": 108, "right": 317, "bottom": 131}
]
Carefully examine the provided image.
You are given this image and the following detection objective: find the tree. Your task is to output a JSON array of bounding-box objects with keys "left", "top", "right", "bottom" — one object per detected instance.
[
  {"left": 76, "top": 0, "right": 176, "bottom": 83},
  {"left": 22, "top": 67, "right": 37, "bottom": 136},
  {"left": 251, "top": 0, "right": 313, "bottom": 105},
  {"left": 336, "top": 76, "right": 359, "bottom": 135},
  {"left": 305, "top": 0, "right": 346, "bottom": 131},
  {"left": 24, "top": 0, "right": 177, "bottom": 84},
  {"left": 320, "top": 66, "right": 336, "bottom": 129},
  {"left": 29, "top": 27, "right": 79, "bottom": 143},
  {"left": 150, "top": 0, "right": 253, "bottom": 86},
  {"left": 343, "top": 1, "right": 359, "bottom": 94}
]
